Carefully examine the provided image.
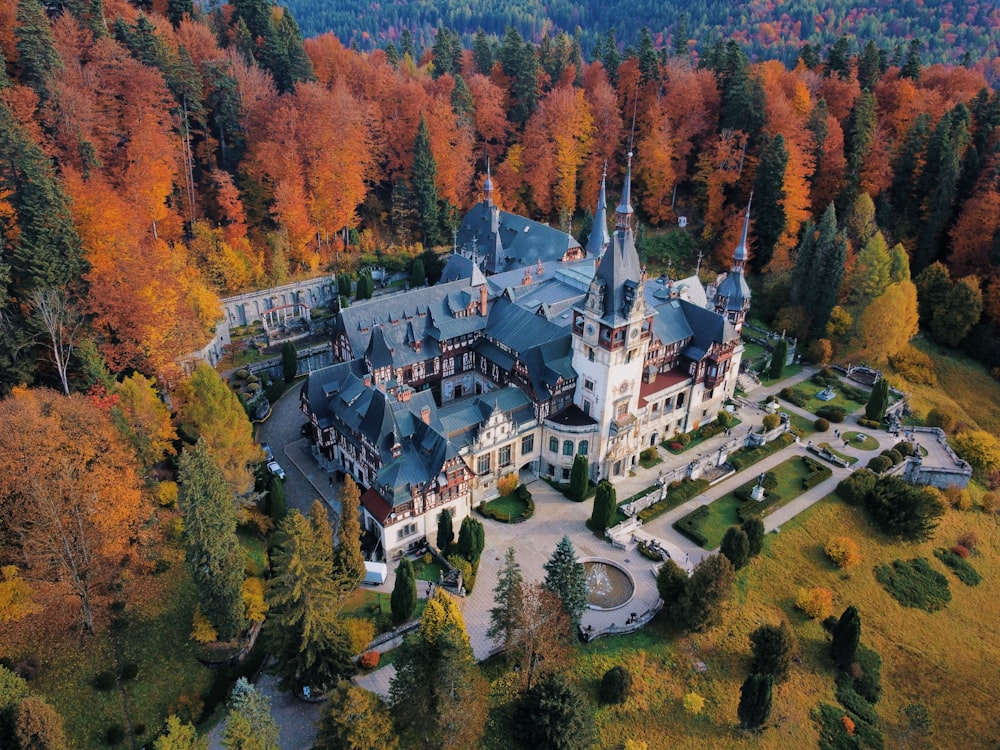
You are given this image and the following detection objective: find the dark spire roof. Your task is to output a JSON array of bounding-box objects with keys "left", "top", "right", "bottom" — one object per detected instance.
[
  {"left": 615, "top": 151, "right": 635, "bottom": 231},
  {"left": 364, "top": 325, "right": 394, "bottom": 370},
  {"left": 586, "top": 163, "right": 611, "bottom": 256},
  {"left": 734, "top": 193, "right": 752, "bottom": 265},
  {"left": 483, "top": 158, "right": 494, "bottom": 205}
]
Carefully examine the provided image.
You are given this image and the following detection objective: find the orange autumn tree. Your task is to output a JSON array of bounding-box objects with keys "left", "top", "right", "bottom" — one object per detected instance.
[
  {"left": 0, "top": 387, "right": 152, "bottom": 632},
  {"left": 520, "top": 84, "right": 595, "bottom": 219},
  {"left": 635, "top": 101, "right": 678, "bottom": 225}
]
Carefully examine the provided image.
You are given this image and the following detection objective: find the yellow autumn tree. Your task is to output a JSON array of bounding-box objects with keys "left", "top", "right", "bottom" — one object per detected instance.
[
  {"left": 0, "top": 565, "right": 41, "bottom": 623},
  {"left": 852, "top": 280, "right": 920, "bottom": 362},
  {"left": 116, "top": 373, "right": 177, "bottom": 471}
]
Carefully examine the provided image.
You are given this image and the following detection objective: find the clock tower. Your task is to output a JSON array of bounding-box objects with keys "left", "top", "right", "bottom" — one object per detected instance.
[{"left": 571, "top": 153, "right": 655, "bottom": 479}]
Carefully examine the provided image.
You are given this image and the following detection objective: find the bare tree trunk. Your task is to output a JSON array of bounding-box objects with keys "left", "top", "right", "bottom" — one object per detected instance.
[{"left": 29, "top": 288, "right": 81, "bottom": 396}]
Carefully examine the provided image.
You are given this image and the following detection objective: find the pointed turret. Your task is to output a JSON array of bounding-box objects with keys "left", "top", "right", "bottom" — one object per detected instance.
[
  {"left": 483, "top": 158, "right": 494, "bottom": 206},
  {"left": 586, "top": 163, "right": 611, "bottom": 256},
  {"left": 733, "top": 192, "right": 751, "bottom": 271},
  {"left": 713, "top": 196, "right": 753, "bottom": 333},
  {"left": 615, "top": 151, "right": 635, "bottom": 231}
]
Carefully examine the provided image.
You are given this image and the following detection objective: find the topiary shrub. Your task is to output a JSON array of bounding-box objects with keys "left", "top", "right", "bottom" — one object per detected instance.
[
  {"left": 867, "top": 455, "right": 893, "bottom": 474},
  {"left": 857, "top": 418, "right": 881, "bottom": 429},
  {"left": 119, "top": 662, "right": 139, "bottom": 681},
  {"left": 886, "top": 449, "right": 904, "bottom": 465},
  {"left": 816, "top": 405, "right": 846, "bottom": 423},
  {"left": 892, "top": 441, "right": 915, "bottom": 457},
  {"left": 762, "top": 413, "right": 782, "bottom": 431},
  {"left": 599, "top": 666, "right": 632, "bottom": 705},
  {"left": 814, "top": 417, "right": 830, "bottom": 432},
  {"left": 94, "top": 671, "right": 117, "bottom": 691}
]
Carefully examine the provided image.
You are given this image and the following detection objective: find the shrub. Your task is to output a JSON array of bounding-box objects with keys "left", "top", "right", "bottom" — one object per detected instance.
[
  {"left": 358, "top": 650, "right": 380, "bottom": 669},
  {"left": 801, "top": 456, "right": 833, "bottom": 489},
  {"left": 762, "top": 413, "right": 782, "bottom": 431},
  {"left": 729, "top": 432, "right": 795, "bottom": 472},
  {"left": 865, "top": 476, "right": 945, "bottom": 540},
  {"left": 814, "top": 417, "right": 830, "bottom": 432},
  {"left": 943, "top": 486, "right": 973, "bottom": 510},
  {"left": 779, "top": 387, "right": 809, "bottom": 407},
  {"left": 816, "top": 405, "right": 846, "bottom": 423},
  {"left": 866, "top": 455, "right": 892, "bottom": 474},
  {"left": 94, "top": 671, "right": 116, "bottom": 691},
  {"left": 672, "top": 431, "right": 691, "bottom": 446},
  {"left": 795, "top": 587, "right": 834, "bottom": 620},
  {"left": 234, "top": 368, "right": 250, "bottom": 379},
  {"left": 105, "top": 725, "right": 126, "bottom": 745},
  {"left": 925, "top": 406, "right": 955, "bottom": 432},
  {"left": 699, "top": 422, "right": 724, "bottom": 439},
  {"left": 599, "top": 666, "right": 632, "bottom": 705},
  {"left": 852, "top": 645, "right": 883, "bottom": 704},
  {"left": 497, "top": 473, "right": 519, "bottom": 498},
  {"left": 857, "top": 418, "right": 881, "bottom": 429},
  {"left": 636, "top": 479, "right": 710, "bottom": 523},
  {"left": 836, "top": 469, "right": 876, "bottom": 505},
  {"left": 892, "top": 441, "right": 915, "bottom": 457},
  {"left": 683, "top": 692, "right": 705, "bottom": 715},
  {"left": 890, "top": 347, "right": 937, "bottom": 385},
  {"left": 885, "top": 449, "right": 904, "bottom": 465},
  {"left": 874, "top": 558, "right": 951, "bottom": 611},
  {"left": 957, "top": 530, "right": 979, "bottom": 550},
  {"left": 934, "top": 548, "right": 982, "bottom": 586},
  {"left": 640, "top": 447, "right": 658, "bottom": 463},
  {"left": 981, "top": 492, "right": 1000, "bottom": 514},
  {"left": 825, "top": 537, "right": 862, "bottom": 569},
  {"left": 717, "top": 410, "right": 738, "bottom": 428},
  {"left": 119, "top": 662, "right": 139, "bottom": 681},
  {"left": 952, "top": 544, "right": 969, "bottom": 558}
]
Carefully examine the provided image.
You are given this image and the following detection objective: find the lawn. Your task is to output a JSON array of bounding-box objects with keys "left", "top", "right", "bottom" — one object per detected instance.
[
  {"left": 756, "top": 362, "right": 803, "bottom": 387},
  {"left": 784, "top": 411, "right": 817, "bottom": 437},
  {"left": 842, "top": 431, "right": 880, "bottom": 451},
  {"left": 482, "top": 497, "right": 1000, "bottom": 750},
  {"left": 696, "top": 456, "right": 819, "bottom": 548},
  {"left": 413, "top": 555, "right": 446, "bottom": 582},
  {"left": 780, "top": 379, "right": 867, "bottom": 416},
  {"left": 482, "top": 493, "right": 531, "bottom": 522}
]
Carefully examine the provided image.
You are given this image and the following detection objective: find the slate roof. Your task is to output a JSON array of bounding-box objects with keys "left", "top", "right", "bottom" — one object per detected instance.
[
  {"left": 456, "top": 199, "right": 583, "bottom": 275},
  {"left": 438, "top": 388, "right": 536, "bottom": 450},
  {"left": 651, "top": 298, "right": 695, "bottom": 346},
  {"left": 678, "top": 298, "right": 738, "bottom": 358},
  {"left": 715, "top": 269, "right": 751, "bottom": 312},
  {"left": 439, "top": 252, "right": 489, "bottom": 285}
]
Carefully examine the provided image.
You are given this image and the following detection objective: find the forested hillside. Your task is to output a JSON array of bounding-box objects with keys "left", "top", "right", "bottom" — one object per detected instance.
[{"left": 283, "top": 0, "right": 1000, "bottom": 80}]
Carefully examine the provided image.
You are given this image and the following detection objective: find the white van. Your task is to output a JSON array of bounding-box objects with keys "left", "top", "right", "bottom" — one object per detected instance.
[{"left": 363, "top": 561, "right": 388, "bottom": 585}]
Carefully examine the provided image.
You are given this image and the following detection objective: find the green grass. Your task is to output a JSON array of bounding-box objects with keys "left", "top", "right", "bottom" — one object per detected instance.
[
  {"left": 842, "top": 431, "right": 880, "bottom": 451},
  {"left": 413, "top": 556, "right": 446, "bottom": 583},
  {"left": 787, "top": 380, "right": 867, "bottom": 415},
  {"left": 237, "top": 528, "right": 268, "bottom": 577},
  {"left": 697, "top": 457, "right": 818, "bottom": 548},
  {"left": 785, "top": 411, "right": 817, "bottom": 437},
  {"left": 482, "top": 494, "right": 530, "bottom": 521},
  {"left": 756, "top": 362, "right": 804, "bottom": 387}
]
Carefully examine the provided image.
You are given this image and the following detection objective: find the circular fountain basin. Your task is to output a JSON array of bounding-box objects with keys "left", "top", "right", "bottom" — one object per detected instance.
[{"left": 582, "top": 559, "right": 635, "bottom": 610}]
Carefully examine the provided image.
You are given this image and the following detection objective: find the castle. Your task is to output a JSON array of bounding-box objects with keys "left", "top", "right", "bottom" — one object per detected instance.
[{"left": 301, "top": 155, "right": 752, "bottom": 562}]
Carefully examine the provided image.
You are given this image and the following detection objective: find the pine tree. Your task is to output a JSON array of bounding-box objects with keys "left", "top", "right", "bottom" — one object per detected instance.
[
  {"left": 487, "top": 547, "right": 524, "bottom": 653},
  {"left": 737, "top": 672, "right": 774, "bottom": 729},
  {"left": 409, "top": 257, "right": 426, "bottom": 287},
  {"left": 824, "top": 35, "right": 851, "bottom": 79},
  {"left": 333, "top": 476, "right": 366, "bottom": 592},
  {"left": 499, "top": 27, "right": 539, "bottom": 127},
  {"left": 437, "top": 508, "right": 454, "bottom": 553},
  {"left": 543, "top": 536, "right": 588, "bottom": 632},
  {"left": 900, "top": 39, "right": 922, "bottom": 81},
  {"left": 281, "top": 341, "right": 298, "bottom": 382},
  {"left": 267, "top": 474, "right": 286, "bottom": 522},
  {"left": 752, "top": 134, "right": 788, "bottom": 272},
  {"left": 516, "top": 673, "right": 596, "bottom": 750},
  {"left": 808, "top": 205, "right": 847, "bottom": 340},
  {"left": 831, "top": 605, "right": 861, "bottom": 670},
  {"left": 749, "top": 623, "right": 795, "bottom": 682},
  {"left": 589, "top": 480, "right": 617, "bottom": 531},
  {"left": 568, "top": 454, "right": 589, "bottom": 500},
  {"left": 656, "top": 559, "right": 689, "bottom": 610},
  {"left": 865, "top": 378, "right": 889, "bottom": 423},
  {"left": 411, "top": 117, "right": 442, "bottom": 247},
  {"left": 681, "top": 554, "right": 735, "bottom": 632},
  {"left": 391, "top": 558, "right": 417, "bottom": 624},
  {"left": 15, "top": 0, "right": 62, "bottom": 99},
  {"left": 768, "top": 339, "right": 788, "bottom": 380},
  {"left": 844, "top": 91, "right": 878, "bottom": 205},
  {"left": 178, "top": 441, "right": 246, "bottom": 641},
  {"left": 472, "top": 29, "right": 493, "bottom": 75},
  {"left": 598, "top": 28, "right": 621, "bottom": 85},
  {"left": 741, "top": 518, "right": 765, "bottom": 557},
  {"left": 223, "top": 678, "right": 280, "bottom": 750},
  {"left": 637, "top": 27, "right": 659, "bottom": 83},
  {"left": 720, "top": 526, "right": 751, "bottom": 570}
]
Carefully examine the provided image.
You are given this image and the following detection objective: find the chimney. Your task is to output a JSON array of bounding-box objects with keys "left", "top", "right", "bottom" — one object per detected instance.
[
  {"left": 479, "top": 284, "right": 488, "bottom": 316},
  {"left": 396, "top": 387, "right": 412, "bottom": 403},
  {"left": 420, "top": 406, "right": 431, "bottom": 424},
  {"left": 363, "top": 373, "right": 372, "bottom": 387}
]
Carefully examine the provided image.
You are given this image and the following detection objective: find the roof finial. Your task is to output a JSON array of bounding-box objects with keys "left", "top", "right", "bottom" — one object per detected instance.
[
  {"left": 615, "top": 150, "right": 634, "bottom": 231},
  {"left": 734, "top": 192, "right": 752, "bottom": 267}
]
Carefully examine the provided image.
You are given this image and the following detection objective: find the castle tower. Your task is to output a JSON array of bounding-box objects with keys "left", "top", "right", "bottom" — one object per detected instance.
[
  {"left": 570, "top": 153, "right": 655, "bottom": 479},
  {"left": 713, "top": 197, "right": 753, "bottom": 334},
  {"left": 585, "top": 163, "right": 611, "bottom": 257}
]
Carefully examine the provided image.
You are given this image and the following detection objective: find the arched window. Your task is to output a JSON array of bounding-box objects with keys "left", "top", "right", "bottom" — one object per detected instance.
[
  {"left": 562, "top": 440, "right": 573, "bottom": 456},
  {"left": 578, "top": 440, "right": 589, "bottom": 456}
]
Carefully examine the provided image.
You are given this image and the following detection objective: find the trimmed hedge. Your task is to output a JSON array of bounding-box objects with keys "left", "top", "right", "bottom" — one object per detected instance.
[
  {"left": 801, "top": 456, "right": 833, "bottom": 489},
  {"left": 779, "top": 387, "right": 809, "bottom": 407},
  {"left": 814, "top": 417, "right": 830, "bottom": 431},
  {"left": 699, "top": 421, "right": 725, "bottom": 439},
  {"left": 729, "top": 432, "right": 795, "bottom": 472},
  {"left": 737, "top": 491, "right": 782, "bottom": 522},
  {"left": 892, "top": 441, "right": 915, "bottom": 457},
  {"left": 636, "top": 478, "right": 710, "bottom": 523},
  {"left": 867, "top": 455, "right": 893, "bottom": 473},
  {"left": 816, "top": 405, "right": 846, "bottom": 423},
  {"left": 858, "top": 417, "right": 881, "bottom": 429},
  {"left": 673, "top": 505, "right": 710, "bottom": 546}
]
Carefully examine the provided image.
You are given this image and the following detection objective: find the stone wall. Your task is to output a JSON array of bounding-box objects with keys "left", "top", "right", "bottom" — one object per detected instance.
[{"left": 901, "top": 426, "right": 973, "bottom": 490}]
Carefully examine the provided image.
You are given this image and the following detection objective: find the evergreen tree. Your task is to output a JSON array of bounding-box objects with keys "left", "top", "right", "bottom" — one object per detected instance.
[
  {"left": 267, "top": 474, "right": 286, "bottom": 522},
  {"left": 589, "top": 479, "right": 617, "bottom": 532},
  {"left": 915, "top": 261, "right": 953, "bottom": 325},
  {"left": 717, "top": 42, "right": 765, "bottom": 136},
  {"left": 450, "top": 74, "right": 474, "bottom": 123},
  {"left": 737, "top": 673, "right": 774, "bottom": 729},
  {"left": 672, "top": 13, "right": 690, "bottom": 57},
  {"left": 166, "top": 0, "right": 192, "bottom": 26},
  {"left": 680, "top": 554, "right": 735, "bottom": 632},
  {"left": 499, "top": 27, "right": 539, "bottom": 127},
  {"left": 391, "top": 558, "right": 417, "bottom": 624},
  {"left": 864, "top": 476, "right": 945, "bottom": 541},
  {"left": 516, "top": 673, "right": 596, "bottom": 750},
  {"left": 824, "top": 35, "right": 851, "bottom": 79},
  {"left": 472, "top": 29, "right": 493, "bottom": 75},
  {"left": 315, "top": 683, "right": 398, "bottom": 750},
  {"left": 383, "top": 40, "right": 399, "bottom": 66},
  {"left": 844, "top": 91, "right": 878, "bottom": 205},
  {"left": 720, "top": 526, "right": 751, "bottom": 570},
  {"left": 857, "top": 40, "right": 883, "bottom": 91},
  {"left": 543, "top": 536, "right": 588, "bottom": 632},
  {"left": 900, "top": 39, "right": 922, "bottom": 81},
  {"left": 887, "top": 114, "right": 930, "bottom": 242},
  {"left": 598, "top": 28, "right": 621, "bottom": 85},
  {"left": 569, "top": 454, "right": 589, "bottom": 501},
  {"left": 741, "top": 518, "right": 765, "bottom": 557},
  {"left": 437, "top": 508, "right": 454, "bottom": 552},
  {"left": 865, "top": 378, "right": 889, "bottom": 423},
  {"left": 749, "top": 622, "right": 795, "bottom": 682},
  {"left": 487, "top": 547, "right": 524, "bottom": 653},
  {"left": 431, "top": 26, "right": 459, "bottom": 78},
  {"left": 399, "top": 29, "right": 416, "bottom": 62},
  {"left": 333, "top": 476, "right": 366, "bottom": 592},
  {"left": 636, "top": 27, "right": 659, "bottom": 83},
  {"left": 831, "top": 605, "right": 861, "bottom": 670},
  {"left": 412, "top": 117, "right": 442, "bottom": 247},
  {"left": 656, "top": 559, "right": 688, "bottom": 608},
  {"left": 807, "top": 205, "right": 847, "bottom": 340},
  {"left": 222, "top": 678, "right": 280, "bottom": 750},
  {"left": 457, "top": 516, "right": 485, "bottom": 563},
  {"left": 752, "top": 134, "right": 788, "bottom": 272},
  {"left": 931, "top": 275, "right": 982, "bottom": 345},
  {"left": 15, "top": 0, "right": 62, "bottom": 99},
  {"left": 281, "top": 340, "right": 298, "bottom": 382},
  {"left": 178, "top": 440, "right": 246, "bottom": 641},
  {"left": 267, "top": 502, "right": 355, "bottom": 691},
  {"left": 409, "top": 257, "right": 426, "bottom": 287},
  {"left": 768, "top": 339, "right": 788, "bottom": 380}
]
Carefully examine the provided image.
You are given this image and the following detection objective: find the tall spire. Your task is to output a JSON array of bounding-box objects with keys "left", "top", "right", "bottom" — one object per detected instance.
[
  {"left": 733, "top": 193, "right": 752, "bottom": 270},
  {"left": 615, "top": 151, "right": 634, "bottom": 231},
  {"left": 586, "top": 162, "right": 611, "bottom": 256},
  {"left": 483, "top": 158, "right": 494, "bottom": 206}
]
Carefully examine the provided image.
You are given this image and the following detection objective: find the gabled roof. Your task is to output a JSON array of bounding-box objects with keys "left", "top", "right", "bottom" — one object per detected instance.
[
  {"left": 486, "top": 298, "right": 566, "bottom": 353},
  {"left": 651, "top": 298, "right": 695, "bottom": 346},
  {"left": 364, "top": 326, "right": 394, "bottom": 370},
  {"left": 678, "top": 298, "right": 739, "bottom": 355},
  {"left": 439, "top": 252, "right": 489, "bottom": 285}
]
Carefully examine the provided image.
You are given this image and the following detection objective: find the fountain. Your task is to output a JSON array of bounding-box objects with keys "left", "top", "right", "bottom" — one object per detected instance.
[{"left": 583, "top": 560, "right": 635, "bottom": 610}]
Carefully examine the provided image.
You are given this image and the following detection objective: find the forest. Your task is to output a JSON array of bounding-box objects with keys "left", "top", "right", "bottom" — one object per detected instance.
[
  {"left": 281, "top": 0, "right": 1000, "bottom": 80},
  {"left": 1, "top": 0, "right": 1000, "bottom": 745}
]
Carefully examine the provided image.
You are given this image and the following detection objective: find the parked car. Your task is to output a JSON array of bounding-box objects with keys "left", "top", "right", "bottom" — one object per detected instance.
[
  {"left": 267, "top": 461, "right": 286, "bottom": 480},
  {"left": 261, "top": 442, "right": 274, "bottom": 461}
]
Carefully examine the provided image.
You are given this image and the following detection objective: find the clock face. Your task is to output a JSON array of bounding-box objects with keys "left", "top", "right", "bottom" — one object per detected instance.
[
  {"left": 586, "top": 324, "right": 595, "bottom": 335},
  {"left": 630, "top": 328, "right": 639, "bottom": 339},
  {"left": 619, "top": 382, "right": 628, "bottom": 394}
]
